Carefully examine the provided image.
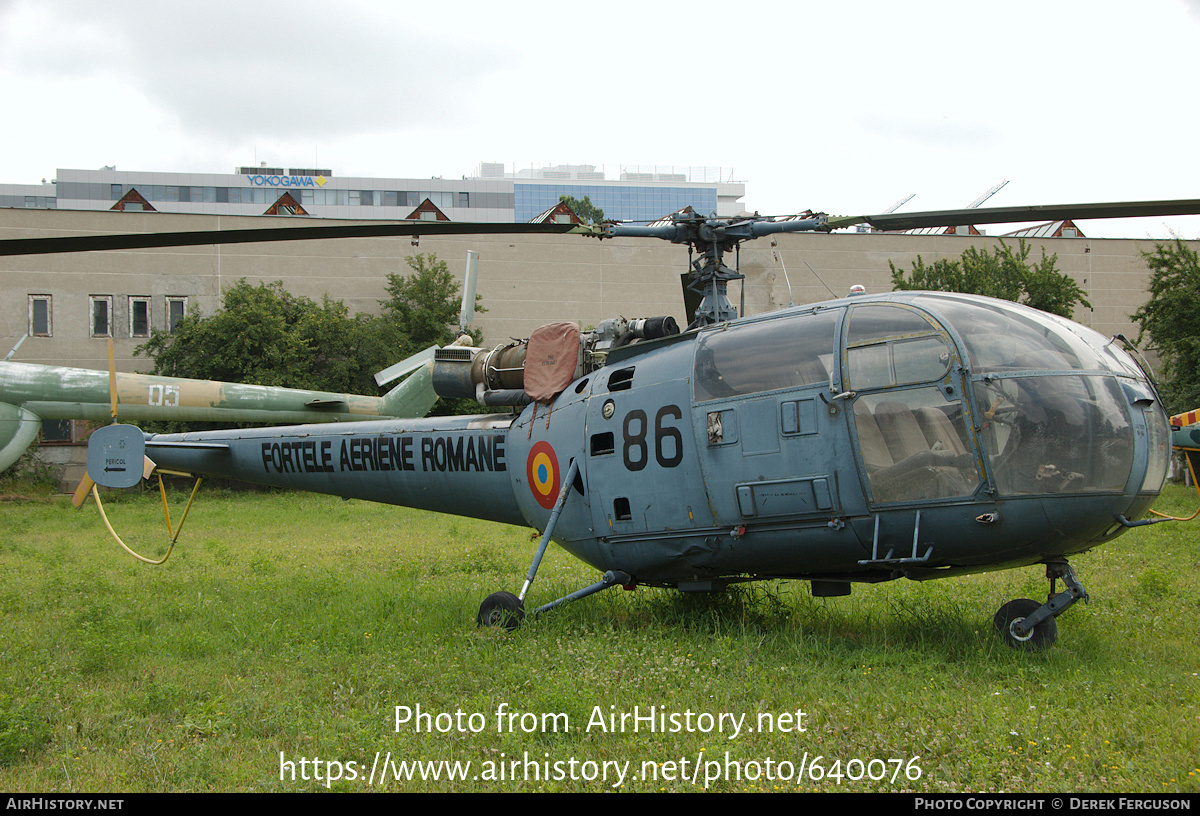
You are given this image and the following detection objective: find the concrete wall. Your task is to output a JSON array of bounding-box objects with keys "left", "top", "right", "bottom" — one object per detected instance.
[
  {"left": 1, "top": 207, "right": 1184, "bottom": 374},
  {"left": 739, "top": 230, "right": 1170, "bottom": 347}
]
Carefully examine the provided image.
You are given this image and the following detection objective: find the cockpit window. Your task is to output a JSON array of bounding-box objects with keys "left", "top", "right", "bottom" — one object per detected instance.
[
  {"left": 913, "top": 295, "right": 1112, "bottom": 374},
  {"left": 853, "top": 388, "right": 980, "bottom": 503},
  {"left": 845, "top": 305, "right": 952, "bottom": 391},
  {"left": 846, "top": 305, "right": 939, "bottom": 344},
  {"left": 693, "top": 309, "right": 839, "bottom": 402},
  {"left": 1142, "top": 402, "right": 1170, "bottom": 494},
  {"left": 977, "top": 375, "right": 1134, "bottom": 495}
]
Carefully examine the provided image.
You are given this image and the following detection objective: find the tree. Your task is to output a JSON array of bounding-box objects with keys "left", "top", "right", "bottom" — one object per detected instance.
[
  {"left": 1131, "top": 239, "right": 1200, "bottom": 413},
  {"left": 379, "top": 253, "right": 484, "bottom": 354},
  {"left": 136, "top": 280, "right": 390, "bottom": 395},
  {"left": 890, "top": 239, "right": 1091, "bottom": 318},
  {"left": 137, "top": 254, "right": 480, "bottom": 397},
  {"left": 378, "top": 253, "right": 486, "bottom": 415},
  {"left": 558, "top": 194, "right": 605, "bottom": 225}
]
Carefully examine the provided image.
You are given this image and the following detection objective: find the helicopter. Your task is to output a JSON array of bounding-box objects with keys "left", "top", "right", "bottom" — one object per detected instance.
[{"left": 6, "top": 197, "right": 1200, "bottom": 650}]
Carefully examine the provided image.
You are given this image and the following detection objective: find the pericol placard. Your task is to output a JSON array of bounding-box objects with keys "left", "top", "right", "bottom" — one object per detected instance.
[{"left": 86, "top": 424, "right": 145, "bottom": 489}]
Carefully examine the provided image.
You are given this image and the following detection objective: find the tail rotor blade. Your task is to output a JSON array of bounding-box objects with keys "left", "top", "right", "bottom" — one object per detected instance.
[
  {"left": 107, "top": 338, "right": 118, "bottom": 419},
  {"left": 71, "top": 473, "right": 95, "bottom": 509}
]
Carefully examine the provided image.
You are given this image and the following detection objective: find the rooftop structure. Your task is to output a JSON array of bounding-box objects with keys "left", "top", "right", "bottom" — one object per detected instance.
[{"left": 1002, "top": 220, "right": 1085, "bottom": 239}]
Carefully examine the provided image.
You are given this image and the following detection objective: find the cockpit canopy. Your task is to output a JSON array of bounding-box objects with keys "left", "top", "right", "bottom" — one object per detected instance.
[
  {"left": 691, "top": 292, "right": 1168, "bottom": 504},
  {"left": 909, "top": 293, "right": 1143, "bottom": 377}
]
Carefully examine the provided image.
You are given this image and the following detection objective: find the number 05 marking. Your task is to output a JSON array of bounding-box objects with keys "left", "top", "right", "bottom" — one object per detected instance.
[{"left": 147, "top": 384, "right": 180, "bottom": 408}]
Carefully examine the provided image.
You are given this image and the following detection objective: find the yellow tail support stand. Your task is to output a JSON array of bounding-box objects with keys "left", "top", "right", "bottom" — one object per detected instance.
[
  {"left": 87, "top": 467, "right": 204, "bottom": 566},
  {"left": 76, "top": 422, "right": 204, "bottom": 565}
]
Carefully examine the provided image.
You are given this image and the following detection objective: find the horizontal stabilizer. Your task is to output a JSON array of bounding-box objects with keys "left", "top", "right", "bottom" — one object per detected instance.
[
  {"left": 380, "top": 360, "right": 438, "bottom": 418},
  {"left": 145, "top": 441, "right": 230, "bottom": 451},
  {"left": 375, "top": 345, "right": 439, "bottom": 388}
]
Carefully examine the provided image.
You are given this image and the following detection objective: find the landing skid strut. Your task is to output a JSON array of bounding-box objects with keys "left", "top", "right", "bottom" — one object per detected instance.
[{"left": 477, "top": 459, "right": 633, "bottom": 630}]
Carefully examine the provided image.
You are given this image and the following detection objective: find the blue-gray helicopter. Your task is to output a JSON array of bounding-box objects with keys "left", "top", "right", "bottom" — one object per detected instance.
[{"left": 6, "top": 198, "right": 1199, "bottom": 650}]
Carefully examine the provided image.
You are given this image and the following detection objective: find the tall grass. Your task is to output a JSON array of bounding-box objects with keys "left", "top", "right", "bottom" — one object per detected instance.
[{"left": 0, "top": 485, "right": 1197, "bottom": 792}]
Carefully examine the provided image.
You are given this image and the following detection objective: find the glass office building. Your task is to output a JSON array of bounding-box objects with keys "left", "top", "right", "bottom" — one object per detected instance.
[{"left": 513, "top": 183, "right": 719, "bottom": 223}]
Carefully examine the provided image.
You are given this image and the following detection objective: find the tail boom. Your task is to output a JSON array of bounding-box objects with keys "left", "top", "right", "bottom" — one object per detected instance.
[{"left": 145, "top": 415, "right": 525, "bottom": 526}]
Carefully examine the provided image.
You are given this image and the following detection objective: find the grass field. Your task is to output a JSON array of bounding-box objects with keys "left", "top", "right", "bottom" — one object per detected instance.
[{"left": 0, "top": 483, "right": 1197, "bottom": 793}]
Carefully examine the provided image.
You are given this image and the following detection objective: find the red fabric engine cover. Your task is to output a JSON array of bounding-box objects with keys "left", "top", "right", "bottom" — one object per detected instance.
[{"left": 524, "top": 322, "right": 580, "bottom": 402}]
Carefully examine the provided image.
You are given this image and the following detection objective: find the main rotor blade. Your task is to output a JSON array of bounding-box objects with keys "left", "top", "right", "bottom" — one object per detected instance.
[
  {"left": 826, "top": 199, "right": 1200, "bottom": 232},
  {"left": 0, "top": 220, "right": 588, "bottom": 256},
  {"left": 7, "top": 198, "right": 1199, "bottom": 255}
]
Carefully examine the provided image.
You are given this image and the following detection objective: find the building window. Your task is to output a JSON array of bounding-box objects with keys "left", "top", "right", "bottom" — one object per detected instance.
[
  {"left": 41, "top": 419, "right": 74, "bottom": 443},
  {"left": 29, "top": 295, "right": 51, "bottom": 337},
  {"left": 458, "top": 192, "right": 470, "bottom": 208},
  {"left": 90, "top": 296, "right": 112, "bottom": 337},
  {"left": 167, "top": 297, "right": 187, "bottom": 333},
  {"left": 129, "top": 297, "right": 151, "bottom": 337},
  {"left": 40, "top": 419, "right": 89, "bottom": 445}
]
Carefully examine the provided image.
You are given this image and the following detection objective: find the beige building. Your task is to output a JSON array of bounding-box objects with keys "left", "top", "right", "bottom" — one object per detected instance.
[{"left": 0, "top": 207, "right": 1175, "bottom": 374}]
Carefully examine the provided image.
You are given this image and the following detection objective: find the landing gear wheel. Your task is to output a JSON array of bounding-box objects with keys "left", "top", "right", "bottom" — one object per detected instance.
[
  {"left": 993, "top": 598, "right": 1057, "bottom": 651},
  {"left": 477, "top": 591, "right": 524, "bottom": 631}
]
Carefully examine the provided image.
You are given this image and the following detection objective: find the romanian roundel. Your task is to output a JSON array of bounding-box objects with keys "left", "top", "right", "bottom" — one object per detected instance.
[{"left": 526, "top": 441, "right": 560, "bottom": 510}]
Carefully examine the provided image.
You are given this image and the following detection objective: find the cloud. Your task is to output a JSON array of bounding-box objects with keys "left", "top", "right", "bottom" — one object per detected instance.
[
  {"left": 854, "top": 114, "right": 1002, "bottom": 155},
  {"left": 1180, "top": 0, "right": 1200, "bottom": 22},
  {"left": 0, "top": 0, "right": 517, "bottom": 144}
]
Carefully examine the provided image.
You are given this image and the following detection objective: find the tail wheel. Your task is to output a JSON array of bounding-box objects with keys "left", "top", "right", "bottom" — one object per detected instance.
[
  {"left": 477, "top": 591, "right": 524, "bottom": 631},
  {"left": 993, "top": 598, "right": 1057, "bottom": 651}
]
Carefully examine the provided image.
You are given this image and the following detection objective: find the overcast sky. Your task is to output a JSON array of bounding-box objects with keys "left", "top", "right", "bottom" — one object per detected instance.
[{"left": 2, "top": 0, "right": 1199, "bottom": 238}]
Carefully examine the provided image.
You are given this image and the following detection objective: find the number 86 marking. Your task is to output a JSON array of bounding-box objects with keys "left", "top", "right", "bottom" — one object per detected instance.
[{"left": 622, "top": 405, "right": 683, "bottom": 471}]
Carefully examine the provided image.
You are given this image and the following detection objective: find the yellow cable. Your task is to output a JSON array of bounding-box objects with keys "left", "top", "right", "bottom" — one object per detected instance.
[
  {"left": 92, "top": 484, "right": 174, "bottom": 565},
  {"left": 90, "top": 475, "right": 203, "bottom": 564},
  {"left": 1149, "top": 506, "right": 1200, "bottom": 521}
]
